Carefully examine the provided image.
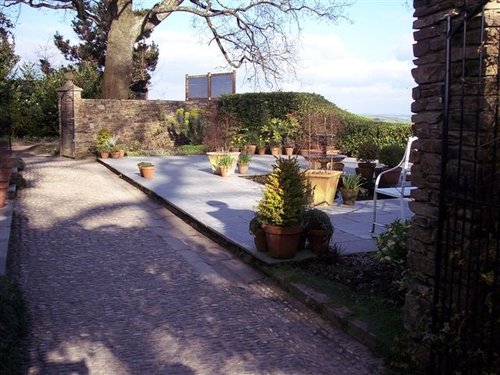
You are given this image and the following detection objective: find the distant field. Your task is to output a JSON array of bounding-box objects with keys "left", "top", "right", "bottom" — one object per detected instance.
[{"left": 360, "top": 114, "right": 412, "bottom": 123}]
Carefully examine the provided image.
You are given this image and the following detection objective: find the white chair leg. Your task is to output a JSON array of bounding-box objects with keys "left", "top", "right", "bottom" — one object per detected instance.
[{"left": 371, "top": 191, "right": 378, "bottom": 233}]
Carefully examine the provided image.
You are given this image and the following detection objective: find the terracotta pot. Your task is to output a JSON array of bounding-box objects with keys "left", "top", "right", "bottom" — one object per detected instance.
[
  {"left": 285, "top": 147, "right": 294, "bottom": 156},
  {"left": 238, "top": 163, "right": 249, "bottom": 174},
  {"left": 263, "top": 225, "right": 303, "bottom": 259},
  {"left": 270, "top": 146, "right": 281, "bottom": 156},
  {"left": 0, "top": 188, "right": 6, "bottom": 208},
  {"left": 0, "top": 167, "right": 12, "bottom": 183},
  {"left": 246, "top": 145, "right": 257, "bottom": 155},
  {"left": 341, "top": 188, "right": 358, "bottom": 206},
  {"left": 377, "top": 167, "right": 402, "bottom": 187},
  {"left": 253, "top": 228, "right": 268, "bottom": 252},
  {"left": 99, "top": 151, "right": 110, "bottom": 159},
  {"left": 141, "top": 166, "right": 155, "bottom": 179},
  {"left": 308, "top": 229, "right": 332, "bottom": 254},
  {"left": 118, "top": 149, "right": 125, "bottom": 158},
  {"left": 357, "top": 162, "right": 376, "bottom": 183},
  {"left": 257, "top": 147, "right": 266, "bottom": 155},
  {"left": 111, "top": 151, "right": 121, "bottom": 159}
]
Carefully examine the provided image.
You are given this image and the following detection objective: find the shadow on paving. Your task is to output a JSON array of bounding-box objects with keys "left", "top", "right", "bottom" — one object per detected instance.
[{"left": 7, "top": 157, "right": 381, "bottom": 375}]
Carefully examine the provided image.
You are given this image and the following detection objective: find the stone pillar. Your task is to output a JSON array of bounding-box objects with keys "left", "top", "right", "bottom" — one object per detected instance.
[
  {"left": 57, "top": 72, "right": 83, "bottom": 158},
  {"left": 407, "top": 0, "right": 499, "bottom": 369}
]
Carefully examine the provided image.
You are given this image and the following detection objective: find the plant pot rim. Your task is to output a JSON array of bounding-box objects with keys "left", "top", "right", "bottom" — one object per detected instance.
[{"left": 263, "top": 225, "right": 304, "bottom": 235}]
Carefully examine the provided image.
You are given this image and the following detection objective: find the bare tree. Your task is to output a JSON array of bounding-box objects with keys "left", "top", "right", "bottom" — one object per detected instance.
[{"left": 2, "top": 0, "right": 348, "bottom": 99}]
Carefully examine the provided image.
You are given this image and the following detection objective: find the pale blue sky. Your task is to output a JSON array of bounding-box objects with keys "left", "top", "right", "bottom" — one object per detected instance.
[{"left": 10, "top": 0, "right": 415, "bottom": 116}]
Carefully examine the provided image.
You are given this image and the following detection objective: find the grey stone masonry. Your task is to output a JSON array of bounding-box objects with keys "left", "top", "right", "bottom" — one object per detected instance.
[{"left": 406, "top": 0, "right": 500, "bottom": 367}]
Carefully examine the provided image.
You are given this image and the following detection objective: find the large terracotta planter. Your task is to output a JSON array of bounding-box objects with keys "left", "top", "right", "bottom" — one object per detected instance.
[
  {"left": 206, "top": 152, "right": 240, "bottom": 175},
  {"left": 308, "top": 229, "right": 332, "bottom": 254},
  {"left": 263, "top": 225, "right": 303, "bottom": 259},
  {"left": 357, "top": 162, "right": 376, "bottom": 183},
  {"left": 376, "top": 167, "right": 402, "bottom": 187},
  {"left": 305, "top": 170, "right": 342, "bottom": 206}
]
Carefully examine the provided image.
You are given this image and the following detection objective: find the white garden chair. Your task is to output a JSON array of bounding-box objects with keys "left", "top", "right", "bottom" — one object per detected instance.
[{"left": 371, "top": 136, "right": 418, "bottom": 233}]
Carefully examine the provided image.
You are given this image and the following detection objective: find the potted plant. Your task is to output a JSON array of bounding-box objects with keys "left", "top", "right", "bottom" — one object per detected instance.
[
  {"left": 356, "top": 141, "right": 379, "bottom": 183},
  {"left": 340, "top": 174, "right": 366, "bottom": 205},
  {"left": 217, "top": 154, "right": 235, "bottom": 177},
  {"left": 283, "top": 137, "right": 295, "bottom": 156},
  {"left": 376, "top": 144, "right": 405, "bottom": 187},
  {"left": 97, "top": 144, "right": 111, "bottom": 159},
  {"left": 249, "top": 216, "right": 268, "bottom": 252},
  {"left": 262, "top": 118, "right": 284, "bottom": 156},
  {"left": 245, "top": 130, "right": 258, "bottom": 155},
  {"left": 137, "top": 161, "right": 155, "bottom": 179},
  {"left": 304, "top": 208, "right": 334, "bottom": 253},
  {"left": 256, "top": 136, "right": 267, "bottom": 155},
  {"left": 237, "top": 152, "right": 251, "bottom": 174},
  {"left": 95, "top": 128, "right": 111, "bottom": 158},
  {"left": 116, "top": 143, "right": 128, "bottom": 158},
  {"left": 256, "top": 157, "right": 313, "bottom": 259}
]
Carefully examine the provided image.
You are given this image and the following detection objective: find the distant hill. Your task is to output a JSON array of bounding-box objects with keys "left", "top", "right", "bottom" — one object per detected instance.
[{"left": 360, "top": 114, "right": 412, "bottom": 123}]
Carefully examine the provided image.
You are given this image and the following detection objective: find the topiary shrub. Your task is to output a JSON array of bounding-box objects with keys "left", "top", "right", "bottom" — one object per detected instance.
[
  {"left": 257, "top": 157, "right": 312, "bottom": 227},
  {"left": 378, "top": 144, "right": 405, "bottom": 167}
]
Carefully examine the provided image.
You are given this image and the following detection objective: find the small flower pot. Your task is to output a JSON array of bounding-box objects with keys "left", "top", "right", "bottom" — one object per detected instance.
[
  {"left": 253, "top": 228, "right": 268, "bottom": 252},
  {"left": 270, "top": 147, "right": 281, "bottom": 156},
  {"left": 284, "top": 147, "right": 294, "bottom": 156},
  {"left": 246, "top": 145, "right": 257, "bottom": 155},
  {"left": 238, "top": 163, "right": 249, "bottom": 174},
  {"left": 341, "top": 188, "right": 359, "bottom": 206},
  {"left": 307, "top": 229, "right": 332, "bottom": 254},
  {"left": 140, "top": 166, "right": 155, "bottom": 179},
  {"left": 257, "top": 147, "right": 266, "bottom": 155},
  {"left": 99, "top": 151, "right": 110, "bottom": 159}
]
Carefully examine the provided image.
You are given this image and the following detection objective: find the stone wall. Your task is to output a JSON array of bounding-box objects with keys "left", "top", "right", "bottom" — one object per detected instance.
[
  {"left": 58, "top": 82, "right": 207, "bottom": 158},
  {"left": 407, "top": 0, "right": 499, "bottom": 368}
]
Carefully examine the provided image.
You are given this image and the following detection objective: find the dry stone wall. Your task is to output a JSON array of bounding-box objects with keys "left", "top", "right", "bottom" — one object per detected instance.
[{"left": 58, "top": 83, "right": 206, "bottom": 158}]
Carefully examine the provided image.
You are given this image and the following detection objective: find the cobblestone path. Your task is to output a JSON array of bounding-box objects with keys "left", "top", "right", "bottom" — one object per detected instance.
[{"left": 11, "top": 156, "right": 384, "bottom": 375}]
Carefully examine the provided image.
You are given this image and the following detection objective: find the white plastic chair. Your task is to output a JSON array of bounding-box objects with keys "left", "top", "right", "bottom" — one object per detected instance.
[{"left": 371, "top": 136, "right": 418, "bottom": 233}]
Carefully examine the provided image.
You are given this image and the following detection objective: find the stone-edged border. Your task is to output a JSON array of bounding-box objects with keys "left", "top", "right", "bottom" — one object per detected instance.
[
  {"left": 0, "top": 181, "right": 18, "bottom": 275},
  {"left": 270, "top": 274, "right": 382, "bottom": 351}
]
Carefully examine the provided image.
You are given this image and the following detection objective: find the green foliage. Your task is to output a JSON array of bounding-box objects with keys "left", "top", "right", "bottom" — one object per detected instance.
[
  {"left": 377, "top": 144, "right": 405, "bottom": 167},
  {"left": 339, "top": 120, "right": 412, "bottom": 157},
  {"left": 217, "top": 153, "right": 234, "bottom": 167},
  {"left": 203, "top": 103, "right": 238, "bottom": 151},
  {"left": 54, "top": 0, "right": 158, "bottom": 95},
  {"left": 248, "top": 215, "right": 263, "bottom": 234},
  {"left": 341, "top": 174, "right": 367, "bottom": 192},
  {"left": 238, "top": 152, "right": 251, "bottom": 165},
  {"left": 356, "top": 141, "right": 379, "bottom": 162},
  {"left": 375, "top": 219, "right": 410, "bottom": 267},
  {"left": 304, "top": 208, "right": 334, "bottom": 235},
  {"left": 176, "top": 144, "right": 206, "bottom": 155},
  {"left": 0, "top": 11, "right": 18, "bottom": 134},
  {"left": 96, "top": 128, "right": 111, "bottom": 149},
  {"left": 217, "top": 92, "right": 411, "bottom": 154},
  {"left": 0, "top": 276, "right": 27, "bottom": 375},
  {"left": 257, "top": 157, "right": 312, "bottom": 227},
  {"left": 9, "top": 62, "right": 103, "bottom": 138},
  {"left": 166, "top": 107, "right": 205, "bottom": 145}
]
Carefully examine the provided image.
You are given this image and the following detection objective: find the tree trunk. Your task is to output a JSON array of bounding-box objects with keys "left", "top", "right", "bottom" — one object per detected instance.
[{"left": 102, "top": 0, "right": 142, "bottom": 99}]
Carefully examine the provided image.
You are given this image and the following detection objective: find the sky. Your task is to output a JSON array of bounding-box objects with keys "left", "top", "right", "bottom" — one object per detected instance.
[{"left": 9, "top": 0, "right": 415, "bottom": 117}]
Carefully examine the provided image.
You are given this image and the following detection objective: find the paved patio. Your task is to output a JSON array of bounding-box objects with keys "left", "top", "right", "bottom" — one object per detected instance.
[{"left": 100, "top": 154, "right": 413, "bottom": 264}]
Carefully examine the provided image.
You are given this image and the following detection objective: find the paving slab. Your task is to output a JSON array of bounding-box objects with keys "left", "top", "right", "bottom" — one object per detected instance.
[{"left": 101, "top": 155, "right": 413, "bottom": 261}]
